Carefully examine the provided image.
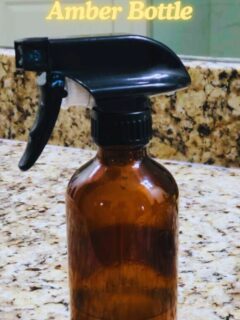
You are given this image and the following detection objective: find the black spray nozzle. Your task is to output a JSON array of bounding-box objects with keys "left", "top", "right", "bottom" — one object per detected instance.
[
  {"left": 15, "top": 38, "right": 49, "bottom": 72},
  {"left": 14, "top": 34, "right": 191, "bottom": 171}
]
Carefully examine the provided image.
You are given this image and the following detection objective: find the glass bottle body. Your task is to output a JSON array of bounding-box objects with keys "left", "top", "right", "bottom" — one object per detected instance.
[{"left": 66, "top": 146, "right": 178, "bottom": 320}]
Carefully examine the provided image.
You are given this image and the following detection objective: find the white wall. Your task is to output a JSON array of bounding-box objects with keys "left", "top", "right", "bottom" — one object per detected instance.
[{"left": 0, "top": 0, "right": 147, "bottom": 47}]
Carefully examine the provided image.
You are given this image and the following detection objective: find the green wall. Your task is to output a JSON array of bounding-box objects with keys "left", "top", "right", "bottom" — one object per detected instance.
[{"left": 151, "top": 0, "right": 240, "bottom": 58}]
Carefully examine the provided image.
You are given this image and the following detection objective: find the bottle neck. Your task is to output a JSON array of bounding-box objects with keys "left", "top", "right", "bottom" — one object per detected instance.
[
  {"left": 91, "top": 98, "right": 152, "bottom": 147},
  {"left": 97, "top": 145, "right": 148, "bottom": 165}
]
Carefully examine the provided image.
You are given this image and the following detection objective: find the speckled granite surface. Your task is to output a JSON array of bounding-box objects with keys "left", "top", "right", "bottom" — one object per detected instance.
[
  {"left": 150, "top": 65, "right": 240, "bottom": 167},
  {"left": 0, "top": 50, "right": 240, "bottom": 167},
  {"left": 0, "top": 139, "right": 239, "bottom": 320}
]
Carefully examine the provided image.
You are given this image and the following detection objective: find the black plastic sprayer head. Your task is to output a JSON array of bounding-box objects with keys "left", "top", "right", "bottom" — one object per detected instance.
[{"left": 14, "top": 34, "right": 191, "bottom": 171}]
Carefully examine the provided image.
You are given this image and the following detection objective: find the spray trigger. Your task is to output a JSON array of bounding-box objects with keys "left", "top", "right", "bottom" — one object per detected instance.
[{"left": 14, "top": 35, "right": 191, "bottom": 170}]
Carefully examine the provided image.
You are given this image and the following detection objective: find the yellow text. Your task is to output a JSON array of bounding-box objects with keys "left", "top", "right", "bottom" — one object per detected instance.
[
  {"left": 128, "top": 1, "right": 193, "bottom": 21},
  {"left": 46, "top": 0, "right": 193, "bottom": 21},
  {"left": 46, "top": 0, "right": 123, "bottom": 21}
]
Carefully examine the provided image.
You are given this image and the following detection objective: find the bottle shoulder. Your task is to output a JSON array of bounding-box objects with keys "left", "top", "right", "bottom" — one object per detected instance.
[
  {"left": 67, "top": 155, "right": 178, "bottom": 200},
  {"left": 67, "top": 155, "right": 178, "bottom": 230},
  {"left": 142, "top": 157, "right": 179, "bottom": 196}
]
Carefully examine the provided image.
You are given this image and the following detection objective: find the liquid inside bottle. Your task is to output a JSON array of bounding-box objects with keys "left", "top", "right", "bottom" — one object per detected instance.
[{"left": 66, "top": 146, "right": 178, "bottom": 320}]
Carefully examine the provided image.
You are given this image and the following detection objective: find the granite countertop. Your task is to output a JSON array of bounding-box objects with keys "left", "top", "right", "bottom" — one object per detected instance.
[
  {"left": 0, "top": 139, "right": 239, "bottom": 320},
  {"left": 1, "top": 49, "right": 240, "bottom": 168}
]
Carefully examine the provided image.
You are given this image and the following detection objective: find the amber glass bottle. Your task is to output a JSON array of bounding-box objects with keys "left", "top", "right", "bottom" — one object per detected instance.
[
  {"left": 66, "top": 144, "right": 178, "bottom": 320},
  {"left": 14, "top": 35, "right": 189, "bottom": 319}
]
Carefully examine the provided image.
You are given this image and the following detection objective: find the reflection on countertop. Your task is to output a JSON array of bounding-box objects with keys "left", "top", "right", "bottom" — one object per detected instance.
[{"left": 0, "top": 139, "right": 239, "bottom": 320}]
